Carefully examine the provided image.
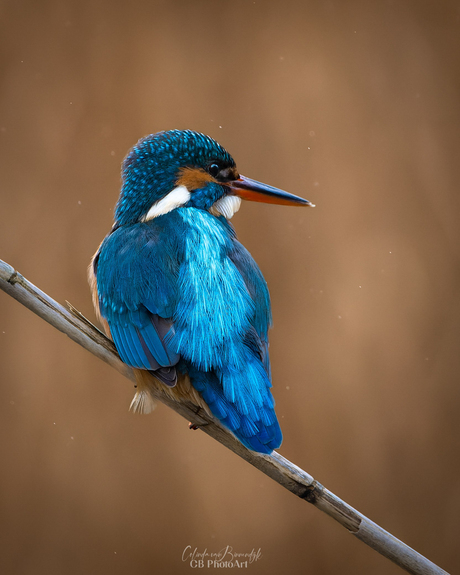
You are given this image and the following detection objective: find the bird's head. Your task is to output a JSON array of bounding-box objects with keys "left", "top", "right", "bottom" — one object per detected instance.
[{"left": 114, "top": 130, "right": 314, "bottom": 226}]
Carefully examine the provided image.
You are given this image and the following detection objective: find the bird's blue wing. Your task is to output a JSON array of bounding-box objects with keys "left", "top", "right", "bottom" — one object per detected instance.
[
  {"left": 94, "top": 221, "right": 180, "bottom": 384},
  {"left": 225, "top": 236, "right": 280, "bottom": 451},
  {"left": 229, "top": 238, "right": 272, "bottom": 377}
]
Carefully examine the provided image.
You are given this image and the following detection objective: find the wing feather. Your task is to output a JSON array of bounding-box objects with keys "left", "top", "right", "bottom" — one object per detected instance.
[{"left": 94, "top": 221, "right": 180, "bottom": 379}]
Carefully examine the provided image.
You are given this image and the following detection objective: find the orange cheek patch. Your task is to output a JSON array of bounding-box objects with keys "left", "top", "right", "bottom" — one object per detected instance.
[{"left": 176, "top": 167, "right": 216, "bottom": 191}]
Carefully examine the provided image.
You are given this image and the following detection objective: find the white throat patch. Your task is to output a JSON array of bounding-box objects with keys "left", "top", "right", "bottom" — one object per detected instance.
[
  {"left": 209, "top": 195, "right": 242, "bottom": 220},
  {"left": 142, "top": 185, "right": 191, "bottom": 221}
]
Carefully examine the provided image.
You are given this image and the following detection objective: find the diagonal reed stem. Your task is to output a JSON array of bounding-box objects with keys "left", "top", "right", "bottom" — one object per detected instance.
[{"left": 0, "top": 258, "right": 449, "bottom": 575}]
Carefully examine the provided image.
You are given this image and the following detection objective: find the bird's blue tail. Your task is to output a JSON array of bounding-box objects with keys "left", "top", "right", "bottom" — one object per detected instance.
[{"left": 187, "top": 364, "right": 282, "bottom": 454}]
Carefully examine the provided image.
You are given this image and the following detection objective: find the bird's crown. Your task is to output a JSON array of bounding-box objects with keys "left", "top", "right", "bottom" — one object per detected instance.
[{"left": 115, "top": 130, "right": 236, "bottom": 225}]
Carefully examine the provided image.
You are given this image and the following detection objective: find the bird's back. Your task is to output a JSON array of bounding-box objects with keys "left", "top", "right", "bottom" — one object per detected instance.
[{"left": 171, "top": 208, "right": 282, "bottom": 453}]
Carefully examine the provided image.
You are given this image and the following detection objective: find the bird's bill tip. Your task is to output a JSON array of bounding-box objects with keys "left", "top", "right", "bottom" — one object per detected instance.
[{"left": 230, "top": 175, "right": 314, "bottom": 207}]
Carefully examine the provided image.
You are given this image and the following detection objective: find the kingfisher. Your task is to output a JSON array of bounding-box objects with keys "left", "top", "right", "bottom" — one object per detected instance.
[{"left": 89, "top": 130, "right": 313, "bottom": 454}]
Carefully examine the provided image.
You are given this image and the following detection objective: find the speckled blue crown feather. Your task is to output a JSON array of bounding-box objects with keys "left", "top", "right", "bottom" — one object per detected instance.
[{"left": 115, "top": 130, "right": 235, "bottom": 226}]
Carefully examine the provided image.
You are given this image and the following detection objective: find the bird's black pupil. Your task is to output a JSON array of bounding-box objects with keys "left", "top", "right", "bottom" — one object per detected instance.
[{"left": 209, "top": 163, "right": 220, "bottom": 177}]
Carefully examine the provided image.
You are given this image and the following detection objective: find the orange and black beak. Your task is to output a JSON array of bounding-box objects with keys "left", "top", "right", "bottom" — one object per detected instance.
[{"left": 229, "top": 175, "right": 314, "bottom": 207}]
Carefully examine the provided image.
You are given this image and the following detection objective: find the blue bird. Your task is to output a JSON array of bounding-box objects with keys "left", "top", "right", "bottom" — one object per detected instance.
[{"left": 89, "top": 130, "right": 313, "bottom": 454}]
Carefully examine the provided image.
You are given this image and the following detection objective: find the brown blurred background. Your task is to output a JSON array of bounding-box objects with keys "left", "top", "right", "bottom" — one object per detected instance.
[{"left": 0, "top": 1, "right": 459, "bottom": 574}]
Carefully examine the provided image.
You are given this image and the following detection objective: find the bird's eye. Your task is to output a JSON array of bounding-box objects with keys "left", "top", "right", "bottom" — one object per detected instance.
[{"left": 208, "top": 163, "right": 220, "bottom": 178}]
